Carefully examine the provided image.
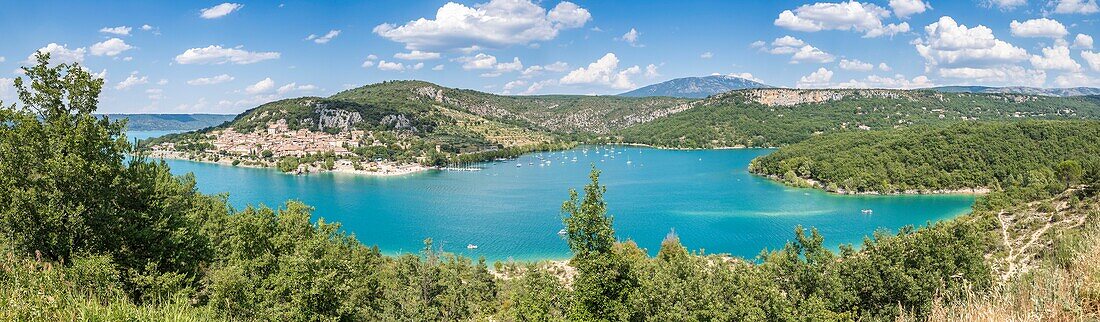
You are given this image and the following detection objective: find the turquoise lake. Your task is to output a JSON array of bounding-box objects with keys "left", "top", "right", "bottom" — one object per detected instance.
[{"left": 131, "top": 131, "right": 977, "bottom": 262}]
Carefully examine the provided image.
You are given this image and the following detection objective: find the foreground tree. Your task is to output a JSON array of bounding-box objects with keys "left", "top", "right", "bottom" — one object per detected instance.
[
  {"left": 0, "top": 52, "right": 215, "bottom": 301},
  {"left": 562, "top": 168, "right": 639, "bottom": 321}
]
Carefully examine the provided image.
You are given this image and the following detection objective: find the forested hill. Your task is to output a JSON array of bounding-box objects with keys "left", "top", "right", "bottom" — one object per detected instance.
[
  {"left": 618, "top": 75, "right": 771, "bottom": 98},
  {"left": 101, "top": 113, "right": 235, "bottom": 131},
  {"left": 615, "top": 89, "right": 1100, "bottom": 148},
  {"left": 749, "top": 121, "right": 1100, "bottom": 194}
]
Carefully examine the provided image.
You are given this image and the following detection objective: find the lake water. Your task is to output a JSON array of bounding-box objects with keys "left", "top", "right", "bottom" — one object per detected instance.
[{"left": 133, "top": 131, "right": 976, "bottom": 262}]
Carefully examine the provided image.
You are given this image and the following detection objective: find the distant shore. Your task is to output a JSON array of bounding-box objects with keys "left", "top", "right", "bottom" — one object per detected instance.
[
  {"left": 146, "top": 150, "right": 429, "bottom": 177},
  {"left": 755, "top": 173, "right": 992, "bottom": 196}
]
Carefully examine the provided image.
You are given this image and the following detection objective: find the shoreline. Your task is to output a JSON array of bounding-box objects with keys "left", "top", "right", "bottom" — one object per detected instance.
[
  {"left": 754, "top": 173, "right": 991, "bottom": 196},
  {"left": 146, "top": 151, "right": 429, "bottom": 177}
]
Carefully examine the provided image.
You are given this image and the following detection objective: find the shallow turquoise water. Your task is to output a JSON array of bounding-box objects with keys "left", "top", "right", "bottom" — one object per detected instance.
[{"left": 135, "top": 131, "right": 976, "bottom": 262}]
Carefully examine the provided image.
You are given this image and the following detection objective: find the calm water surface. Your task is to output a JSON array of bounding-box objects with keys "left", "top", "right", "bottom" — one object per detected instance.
[{"left": 134, "top": 131, "right": 976, "bottom": 261}]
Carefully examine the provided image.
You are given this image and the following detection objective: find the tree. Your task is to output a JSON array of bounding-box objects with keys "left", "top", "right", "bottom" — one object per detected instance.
[
  {"left": 561, "top": 167, "right": 638, "bottom": 321},
  {"left": 0, "top": 52, "right": 214, "bottom": 301},
  {"left": 1055, "top": 160, "right": 1084, "bottom": 189}
]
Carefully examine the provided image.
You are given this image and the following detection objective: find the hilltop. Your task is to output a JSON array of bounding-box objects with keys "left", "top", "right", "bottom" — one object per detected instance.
[{"left": 618, "top": 75, "right": 771, "bottom": 98}]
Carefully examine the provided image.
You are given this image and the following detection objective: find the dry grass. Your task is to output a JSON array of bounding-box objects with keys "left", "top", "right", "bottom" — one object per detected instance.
[{"left": 900, "top": 204, "right": 1100, "bottom": 322}]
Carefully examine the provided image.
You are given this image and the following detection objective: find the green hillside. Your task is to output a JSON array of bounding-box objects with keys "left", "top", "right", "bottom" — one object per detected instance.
[
  {"left": 616, "top": 89, "right": 1100, "bottom": 148},
  {"left": 749, "top": 121, "right": 1100, "bottom": 194}
]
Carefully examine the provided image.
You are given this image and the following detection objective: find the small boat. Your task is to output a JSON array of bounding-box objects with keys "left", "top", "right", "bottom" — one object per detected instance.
[
  {"left": 626, "top": 160, "right": 632, "bottom": 164},
  {"left": 861, "top": 209, "right": 873, "bottom": 214},
  {"left": 467, "top": 244, "right": 478, "bottom": 249},
  {"left": 558, "top": 229, "right": 567, "bottom": 235},
  {"left": 516, "top": 163, "right": 522, "bottom": 167}
]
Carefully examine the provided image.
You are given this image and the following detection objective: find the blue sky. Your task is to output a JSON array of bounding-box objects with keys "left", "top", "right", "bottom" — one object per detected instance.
[{"left": 1, "top": 0, "right": 1099, "bottom": 114}]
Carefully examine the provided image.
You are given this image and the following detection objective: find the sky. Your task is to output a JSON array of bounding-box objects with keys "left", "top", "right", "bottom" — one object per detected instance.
[{"left": 0, "top": 0, "right": 1099, "bottom": 114}]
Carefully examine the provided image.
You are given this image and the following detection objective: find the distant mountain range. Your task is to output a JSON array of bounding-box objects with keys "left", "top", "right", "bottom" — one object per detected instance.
[
  {"left": 101, "top": 114, "right": 236, "bottom": 131},
  {"left": 619, "top": 75, "right": 772, "bottom": 98},
  {"left": 927, "top": 86, "right": 1100, "bottom": 97}
]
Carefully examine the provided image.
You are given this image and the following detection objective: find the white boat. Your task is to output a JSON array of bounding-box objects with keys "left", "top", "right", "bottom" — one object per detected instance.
[
  {"left": 861, "top": 209, "right": 873, "bottom": 214},
  {"left": 516, "top": 163, "right": 522, "bottom": 167},
  {"left": 467, "top": 244, "right": 478, "bottom": 249},
  {"left": 626, "top": 160, "right": 632, "bottom": 164},
  {"left": 558, "top": 229, "right": 567, "bottom": 235}
]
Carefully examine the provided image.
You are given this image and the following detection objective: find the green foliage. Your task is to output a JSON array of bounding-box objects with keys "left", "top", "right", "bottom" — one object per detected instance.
[
  {"left": 751, "top": 121, "right": 1100, "bottom": 194},
  {"left": 0, "top": 53, "right": 215, "bottom": 301},
  {"left": 618, "top": 90, "right": 1100, "bottom": 148}
]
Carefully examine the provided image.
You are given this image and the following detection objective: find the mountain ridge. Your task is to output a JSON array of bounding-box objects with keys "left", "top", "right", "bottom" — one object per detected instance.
[{"left": 619, "top": 75, "right": 772, "bottom": 98}]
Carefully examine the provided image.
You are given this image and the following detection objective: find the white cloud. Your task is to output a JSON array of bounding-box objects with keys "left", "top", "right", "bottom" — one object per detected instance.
[
  {"left": 774, "top": 1, "right": 910, "bottom": 38},
  {"left": 762, "top": 36, "right": 834, "bottom": 63},
  {"left": 157, "top": 79, "right": 168, "bottom": 85},
  {"left": 432, "top": 64, "right": 445, "bottom": 71},
  {"left": 373, "top": 0, "right": 590, "bottom": 51},
  {"left": 1030, "top": 46, "right": 1081, "bottom": 71},
  {"left": 1010, "top": 18, "right": 1068, "bottom": 38},
  {"left": 28, "top": 43, "right": 86, "bottom": 65},
  {"left": 90, "top": 38, "right": 133, "bottom": 56},
  {"left": 99, "top": 26, "right": 131, "bottom": 36},
  {"left": 547, "top": 1, "right": 591, "bottom": 28},
  {"left": 839, "top": 59, "right": 874, "bottom": 71},
  {"left": 1055, "top": 73, "right": 1100, "bottom": 87},
  {"left": 187, "top": 74, "right": 234, "bottom": 85},
  {"left": 889, "top": 0, "right": 931, "bottom": 18},
  {"left": 520, "top": 61, "right": 569, "bottom": 78},
  {"left": 836, "top": 74, "right": 934, "bottom": 88},
  {"left": 645, "top": 64, "right": 660, "bottom": 78},
  {"left": 938, "top": 66, "right": 1047, "bottom": 86},
  {"left": 457, "top": 53, "right": 498, "bottom": 69},
  {"left": 306, "top": 30, "right": 341, "bottom": 44},
  {"left": 1074, "top": 34, "right": 1094, "bottom": 49},
  {"left": 522, "top": 79, "right": 557, "bottom": 94},
  {"left": 559, "top": 53, "right": 640, "bottom": 90},
  {"left": 277, "top": 82, "right": 316, "bottom": 95},
  {"left": 366, "top": 54, "right": 379, "bottom": 60},
  {"left": 361, "top": 60, "right": 375, "bottom": 68},
  {"left": 201, "top": 3, "right": 243, "bottom": 19},
  {"left": 726, "top": 72, "right": 765, "bottom": 83},
  {"left": 413, "top": 62, "right": 425, "bottom": 70},
  {"left": 984, "top": 0, "right": 1027, "bottom": 10},
  {"left": 792, "top": 45, "right": 836, "bottom": 63},
  {"left": 174, "top": 45, "right": 279, "bottom": 64},
  {"left": 115, "top": 71, "right": 148, "bottom": 90},
  {"left": 1082, "top": 51, "right": 1100, "bottom": 71},
  {"left": 772, "top": 35, "right": 806, "bottom": 48},
  {"left": 455, "top": 53, "right": 523, "bottom": 76},
  {"left": 377, "top": 60, "right": 410, "bottom": 71},
  {"left": 914, "top": 16, "right": 1028, "bottom": 70},
  {"left": 141, "top": 24, "right": 154, "bottom": 31},
  {"left": 146, "top": 88, "right": 164, "bottom": 100},
  {"left": 502, "top": 80, "right": 527, "bottom": 94},
  {"left": 620, "top": 28, "right": 641, "bottom": 47},
  {"left": 0, "top": 78, "right": 15, "bottom": 102},
  {"left": 915, "top": 17, "right": 1042, "bottom": 85},
  {"left": 1053, "top": 0, "right": 1099, "bottom": 14},
  {"left": 394, "top": 50, "right": 442, "bottom": 60},
  {"left": 245, "top": 78, "right": 275, "bottom": 94},
  {"left": 797, "top": 67, "right": 834, "bottom": 87},
  {"left": 700, "top": 51, "right": 713, "bottom": 59},
  {"left": 0, "top": 57, "right": 5, "bottom": 63},
  {"left": 879, "top": 62, "right": 892, "bottom": 71}
]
